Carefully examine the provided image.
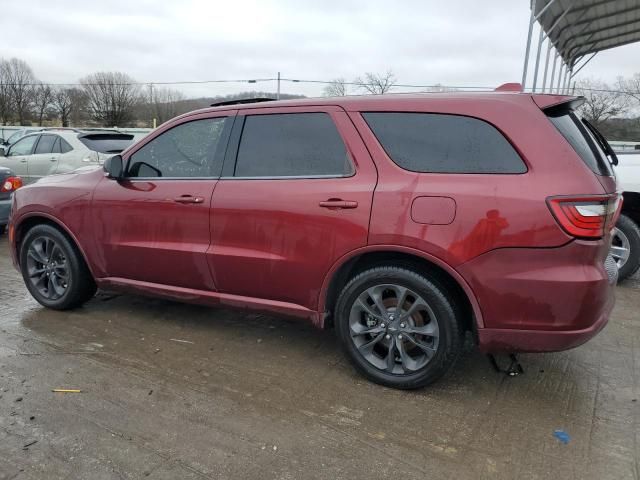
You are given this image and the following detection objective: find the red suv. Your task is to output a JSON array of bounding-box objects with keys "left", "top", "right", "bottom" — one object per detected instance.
[{"left": 8, "top": 91, "right": 620, "bottom": 389}]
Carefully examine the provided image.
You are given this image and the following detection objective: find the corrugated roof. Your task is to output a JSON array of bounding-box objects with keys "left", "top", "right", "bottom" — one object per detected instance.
[{"left": 536, "top": 0, "right": 640, "bottom": 65}]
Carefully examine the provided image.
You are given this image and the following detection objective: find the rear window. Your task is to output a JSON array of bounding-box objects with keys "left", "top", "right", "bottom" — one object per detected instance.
[
  {"left": 362, "top": 112, "right": 526, "bottom": 174},
  {"left": 78, "top": 134, "right": 134, "bottom": 154},
  {"left": 546, "top": 108, "right": 613, "bottom": 176}
]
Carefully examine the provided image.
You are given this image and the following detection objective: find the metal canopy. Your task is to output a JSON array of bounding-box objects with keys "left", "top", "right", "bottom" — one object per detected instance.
[{"left": 521, "top": 0, "right": 640, "bottom": 93}]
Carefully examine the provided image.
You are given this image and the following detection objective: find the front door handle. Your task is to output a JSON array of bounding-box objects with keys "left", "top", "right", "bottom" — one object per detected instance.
[
  {"left": 319, "top": 199, "right": 358, "bottom": 209},
  {"left": 173, "top": 195, "right": 204, "bottom": 204}
]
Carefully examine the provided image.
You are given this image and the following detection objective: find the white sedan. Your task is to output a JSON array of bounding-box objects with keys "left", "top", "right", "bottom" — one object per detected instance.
[{"left": 0, "top": 130, "right": 135, "bottom": 185}]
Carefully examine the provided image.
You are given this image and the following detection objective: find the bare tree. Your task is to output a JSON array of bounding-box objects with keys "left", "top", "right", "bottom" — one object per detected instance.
[
  {"left": 618, "top": 73, "right": 640, "bottom": 106},
  {"left": 149, "top": 87, "right": 186, "bottom": 125},
  {"left": 354, "top": 70, "right": 396, "bottom": 95},
  {"left": 80, "top": 72, "right": 141, "bottom": 126},
  {"left": 33, "top": 82, "right": 53, "bottom": 126},
  {"left": 0, "top": 59, "right": 12, "bottom": 124},
  {"left": 574, "top": 78, "right": 628, "bottom": 127},
  {"left": 322, "top": 78, "right": 348, "bottom": 97},
  {"left": 5, "top": 58, "right": 36, "bottom": 125}
]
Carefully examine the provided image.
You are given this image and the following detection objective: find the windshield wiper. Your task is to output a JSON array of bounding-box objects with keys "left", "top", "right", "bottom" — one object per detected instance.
[{"left": 582, "top": 118, "right": 618, "bottom": 166}]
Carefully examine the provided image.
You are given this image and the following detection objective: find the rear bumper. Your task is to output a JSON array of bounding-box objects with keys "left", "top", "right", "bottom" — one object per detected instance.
[
  {"left": 458, "top": 240, "right": 615, "bottom": 353},
  {"left": 477, "top": 293, "right": 612, "bottom": 353}
]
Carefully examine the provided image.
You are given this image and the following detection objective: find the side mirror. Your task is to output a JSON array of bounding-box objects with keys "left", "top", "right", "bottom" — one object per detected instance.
[
  {"left": 103, "top": 155, "right": 124, "bottom": 179},
  {"left": 0, "top": 146, "right": 5, "bottom": 157}
]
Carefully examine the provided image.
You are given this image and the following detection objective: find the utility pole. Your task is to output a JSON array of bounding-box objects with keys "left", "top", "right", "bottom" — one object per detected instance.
[
  {"left": 277, "top": 72, "right": 280, "bottom": 100},
  {"left": 148, "top": 83, "right": 156, "bottom": 129}
]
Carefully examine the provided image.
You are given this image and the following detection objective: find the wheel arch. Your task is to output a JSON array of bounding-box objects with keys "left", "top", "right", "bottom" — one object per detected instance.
[
  {"left": 13, "top": 212, "right": 96, "bottom": 278},
  {"left": 319, "top": 245, "right": 483, "bottom": 333}
]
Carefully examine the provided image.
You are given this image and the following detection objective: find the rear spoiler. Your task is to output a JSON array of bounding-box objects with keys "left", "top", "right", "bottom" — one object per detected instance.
[{"left": 532, "top": 95, "right": 585, "bottom": 111}]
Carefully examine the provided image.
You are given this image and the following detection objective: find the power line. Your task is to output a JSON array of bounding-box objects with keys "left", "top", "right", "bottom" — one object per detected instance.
[{"left": 0, "top": 77, "right": 638, "bottom": 95}]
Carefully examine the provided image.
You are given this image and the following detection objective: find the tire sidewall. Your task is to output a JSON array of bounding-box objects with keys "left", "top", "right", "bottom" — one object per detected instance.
[
  {"left": 335, "top": 267, "right": 460, "bottom": 389},
  {"left": 616, "top": 214, "right": 640, "bottom": 281}
]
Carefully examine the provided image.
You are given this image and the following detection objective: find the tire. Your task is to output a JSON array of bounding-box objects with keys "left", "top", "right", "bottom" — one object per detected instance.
[
  {"left": 19, "top": 224, "right": 96, "bottom": 310},
  {"left": 612, "top": 214, "right": 640, "bottom": 281},
  {"left": 335, "top": 266, "right": 463, "bottom": 390}
]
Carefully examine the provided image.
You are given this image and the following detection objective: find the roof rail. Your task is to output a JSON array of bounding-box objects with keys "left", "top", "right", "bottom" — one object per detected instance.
[
  {"left": 210, "top": 97, "right": 276, "bottom": 107},
  {"left": 494, "top": 83, "right": 523, "bottom": 92}
]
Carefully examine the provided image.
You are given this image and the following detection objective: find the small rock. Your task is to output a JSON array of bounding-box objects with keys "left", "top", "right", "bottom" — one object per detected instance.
[
  {"left": 15, "top": 397, "right": 23, "bottom": 402},
  {"left": 257, "top": 339, "right": 262, "bottom": 343},
  {"left": 29, "top": 416, "right": 35, "bottom": 421},
  {"left": 148, "top": 390, "right": 153, "bottom": 396},
  {"left": 273, "top": 445, "right": 277, "bottom": 451}
]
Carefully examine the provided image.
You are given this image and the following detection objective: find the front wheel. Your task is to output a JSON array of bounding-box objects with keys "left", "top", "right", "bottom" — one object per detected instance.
[
  {"left": 335, "top": 266, "right": 463, "bottom": 389},
  {"left": 611, "top": 214, "right": 640, "bottom": 281},
  {"left": 19, "top": 224, "right": 96, "bottom": 310}
]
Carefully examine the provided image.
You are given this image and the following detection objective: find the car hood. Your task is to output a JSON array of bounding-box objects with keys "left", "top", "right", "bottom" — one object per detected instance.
[{"left": 32, "top": 165, "right": 103, "bottom": 185}]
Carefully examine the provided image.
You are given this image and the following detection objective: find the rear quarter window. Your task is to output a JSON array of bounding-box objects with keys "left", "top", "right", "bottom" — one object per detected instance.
[{"left": 362, "top": 112, "right": 526, "bottom": 174}]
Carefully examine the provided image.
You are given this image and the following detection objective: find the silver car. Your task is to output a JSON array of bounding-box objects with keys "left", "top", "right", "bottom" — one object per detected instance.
[{"left": 0, "top": 131, "right": 135, "bottom": 184}]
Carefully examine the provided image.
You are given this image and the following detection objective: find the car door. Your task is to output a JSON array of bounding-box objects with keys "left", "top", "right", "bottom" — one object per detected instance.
[
  {"left": 92, "top": 112, "right": 235, "bottom": 290},
  {"left": 0, "top": 135, "right": 38, "bottom": 181},
  {"left": 28, "top": 134, "right": 61, "bottom": 181},
  {"left": 209, "top": 106, "right": 378, "bottom": 311}
]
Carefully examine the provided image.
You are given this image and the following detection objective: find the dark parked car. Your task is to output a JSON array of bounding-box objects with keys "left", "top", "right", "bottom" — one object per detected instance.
[
  {"left": 0, "top": 166, "right": 22, "bottom": 233},
  {"left": 7, "top": 91, "right": 620, "bottom": 389}
]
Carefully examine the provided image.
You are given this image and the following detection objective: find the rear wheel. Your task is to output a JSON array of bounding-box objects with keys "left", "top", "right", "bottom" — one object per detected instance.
[
  {"left": 19, "top": 224, "right": 96, "bottom": 309},
  {"left": 611, "top": 214, "right": 640, "bottom": 281},
  {"left": 335, "top": 266, "right": 463, "bottom": 389}
]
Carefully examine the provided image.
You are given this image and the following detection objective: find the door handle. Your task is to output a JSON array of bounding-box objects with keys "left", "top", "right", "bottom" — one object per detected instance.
[
  {"left": 20, "top": 159, "right": 27, "bottom": 163},
  {"left": 319, "top": 199, "right": 358, "bottom": 209},
  {"left": 173, "top": 195, "right": 204, "bottom": 204},
  {"left": 50, "top": 157, "right": 57, "bottom": 162}
]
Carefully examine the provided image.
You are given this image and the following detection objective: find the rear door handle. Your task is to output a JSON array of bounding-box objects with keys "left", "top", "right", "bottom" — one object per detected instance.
[
  {"left": 173, "top": 195, "right": 204, "bottom": 204},
  {"left": 319, "top": 199, "right": 358, "bottom": 209}
]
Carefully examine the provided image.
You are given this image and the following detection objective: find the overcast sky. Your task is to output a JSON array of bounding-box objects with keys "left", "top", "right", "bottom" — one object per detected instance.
[{"left": 3, "top": 0, "right": 640, "bottom": 98}]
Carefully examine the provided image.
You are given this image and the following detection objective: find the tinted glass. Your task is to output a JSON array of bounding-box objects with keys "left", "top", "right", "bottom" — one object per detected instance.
[
  {"left": 363, "top": 112, "right": 526, "bottom": 174},
  {"left": 60, "top": 139, "right": 73, "bottom": 154},
  {"left": 128, "top": 118, "right": 228, "bottom": 178},
  {"left": 35, "top": 135, "right": 57, "bottom": 154},
  {"left": 52, "top": 137, "right": 62, "bottom": 154},
  {"left": 547, "top": 110, "right": 613, "bottom": 176},
  {"left": 234, "top": 113, "right": 352, "bottom": 177},
  {"left": 9, "top": 135, "right": 38, "bottom": 156},
  {"left": 79, "top": 134, "right": 134, "bottom": 154}
]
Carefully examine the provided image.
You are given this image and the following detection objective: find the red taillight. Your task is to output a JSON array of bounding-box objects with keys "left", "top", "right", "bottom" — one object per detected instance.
[
  {"left": 547, "top": 194, "right": 621, "bottom": 239},
  {"left": 1, "top": 176, "right": 23, "bottom": 193}
]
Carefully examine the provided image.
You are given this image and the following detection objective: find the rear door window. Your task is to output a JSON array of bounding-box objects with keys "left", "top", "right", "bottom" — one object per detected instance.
[
  {"left": 362, "top": 112, "right": 526, "bottom": 174},
  {"left": 234, "top": 113, "right": 352, "bottom": 177},
  {"left": 546, "top": 108, "right": 613, "bottom": 176},
  {"left": 78, "top": 134, "right": 135, "bottom": 154},
  {"left": 34, "top": 135, "right": 57, "bottom": 154}
]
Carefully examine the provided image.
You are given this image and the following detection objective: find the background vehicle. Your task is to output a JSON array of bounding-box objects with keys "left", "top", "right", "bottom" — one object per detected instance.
[
  {"left": 0, "top": 131, "right": 134, "bottom": 184},
  {"left": 611, "top": 151, "right": 640, "bottom": 280},
  {"left": 0, "top": 128, "right": 40, "bottom": 153},
  {"left": 0, "top": 166, "right": 22, "bottom": 234},
  {"left": 8, "top": 92, "right": 619, "bottom": 389}
]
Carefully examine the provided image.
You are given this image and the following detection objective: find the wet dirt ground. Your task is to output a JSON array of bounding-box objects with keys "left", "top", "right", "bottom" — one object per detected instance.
[{"left": 0, "top": 239, "right": 638, "bottom": 480}]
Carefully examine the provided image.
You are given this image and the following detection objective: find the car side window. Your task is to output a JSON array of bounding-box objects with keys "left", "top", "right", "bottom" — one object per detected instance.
[
  {"left": 234, "top": 113, "right": 352, "bottom": 177},
  {"left": 35, "top": 135, "right": 57, "bottom": 154},
  {"left": 127, "top": 118, "right": 229, "bottom": 178},
  {"left": 8, "top": 135, "right": 38, "bottom": 156},
  {"left": 363, "top": 112, "right": 527, "bottom": 174},
  {"left": 52, "top": 137, "right": 62, "bottom": 154},
  {"left": 60, "top": 138, "right": 73, "bottom": 154}
]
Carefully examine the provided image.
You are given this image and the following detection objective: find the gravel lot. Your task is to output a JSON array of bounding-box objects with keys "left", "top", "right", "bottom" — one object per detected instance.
[{"left": 0, "top": 238, "right": 638, "bottom": 479}]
